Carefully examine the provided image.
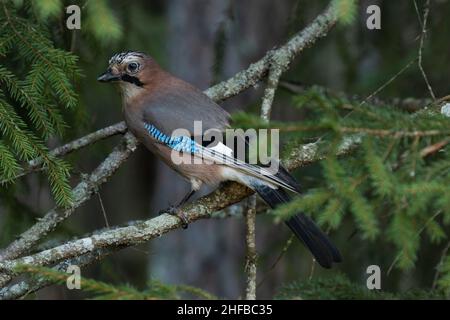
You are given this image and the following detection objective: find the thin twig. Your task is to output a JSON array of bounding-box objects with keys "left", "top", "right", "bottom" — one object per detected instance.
[
  {"left": 420, "top": 138, "right": 450, "bottom": 158},
  {"left": 257, "top": 235, "right": 294, "bottom": 289},
  {"left": 432, "top": 241, "right": 450, "bottom": 290},
  {"left": 413, "top": 0, "right": 423, "bottom": 28},
  {"left": 97, "top": 192, "right": 110, "bottom": 228},
  {"left": 417, "top": 0, "right": 436, "bottom": 100},
  {"left": 361, "top": 59, "right": 417, "bottom": 106},
  {"left": 0, "top": 122, "right": 128, "bottom": 184},
  {"left": 387, "top": 210, "right": 442, "bottom": 275}
]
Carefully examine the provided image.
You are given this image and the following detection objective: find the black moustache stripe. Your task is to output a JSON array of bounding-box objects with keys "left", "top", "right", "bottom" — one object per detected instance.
[{"left": 120, "top": 74, "right": 144, "bottom": 87}]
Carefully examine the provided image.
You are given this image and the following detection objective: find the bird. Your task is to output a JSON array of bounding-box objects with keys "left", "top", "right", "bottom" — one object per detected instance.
[{"left": 97, "top": 50, "right": 342, "bottom": 268}]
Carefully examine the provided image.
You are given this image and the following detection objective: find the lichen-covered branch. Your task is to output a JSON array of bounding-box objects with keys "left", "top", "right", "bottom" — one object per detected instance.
[
  {"left": 0, "top": 132, "right": 138, "bottom": 288},
  {"left": 0, "top": 133, "right": 360, "bottom": 299},
  {"left": 41, "top": 122, "right": 127, "bottom": 164},
  {"left": 205, "top": 3, "right": 337, "bottom": 101},
  {"left": 0, "top": 132, "right": 138, "bottom": 263},
  {"left": 0, "top": 248, "right": 115, "bottom": 300},
  {"left": 283, "top": 134, "right": 362, "bottom": 170},
  {"left": 0, "top": 135, "right": 359, "bottom": 278},
  {"left": 0, "top": 122, "right": 128, "bottom": 184},
  {"left": 244, "top": 196, "right": 257, "bottom": 300},
  {"left": 260, "top": 67, "right": 282, "bottom": 121},
  {"left": 244, "top": 59, "right": 284, "bottom": 300}
]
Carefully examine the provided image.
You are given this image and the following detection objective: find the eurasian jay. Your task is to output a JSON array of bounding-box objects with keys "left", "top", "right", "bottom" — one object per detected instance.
[{"left": 97, "top": 51, "right": 341, "bottom": 268}]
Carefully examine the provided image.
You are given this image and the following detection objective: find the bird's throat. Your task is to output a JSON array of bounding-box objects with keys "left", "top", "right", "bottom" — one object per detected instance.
[{"left": 120, "top": 81, "right": 144, "bottom": 101}]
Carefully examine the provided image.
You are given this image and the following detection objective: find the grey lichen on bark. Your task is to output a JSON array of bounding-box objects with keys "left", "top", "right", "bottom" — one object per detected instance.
[
  {"left": 204, "top": 3, "right": 337, "bottom": 101},
  {"left": 0, "top": 135, "right": 360, "bottom": 276},
  {"left": 0, "top": 132, "right": 360, "bottom": 298},
  {"left": 244, "top": 196, "right": 257, "bottom": 300}
]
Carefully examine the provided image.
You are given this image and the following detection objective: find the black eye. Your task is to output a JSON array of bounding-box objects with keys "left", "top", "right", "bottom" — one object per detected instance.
[{"left": 127, "top": 62, "right": 139, "bottom": 73}]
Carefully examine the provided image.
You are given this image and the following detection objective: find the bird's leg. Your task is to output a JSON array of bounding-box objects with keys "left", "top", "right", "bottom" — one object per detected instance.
[{"left": 160, "top": 189, "right": 196, "bottom": 229}]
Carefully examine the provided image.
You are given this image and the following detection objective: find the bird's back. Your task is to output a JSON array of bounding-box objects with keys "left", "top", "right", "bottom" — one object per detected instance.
[{"left": 132, "top": 69, "right": 230, "bottom": 138}]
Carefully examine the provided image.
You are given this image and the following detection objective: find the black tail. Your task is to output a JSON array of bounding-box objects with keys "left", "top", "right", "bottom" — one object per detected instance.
[{"left": 254, "top": 185, "right": 342, "bottom": 268}]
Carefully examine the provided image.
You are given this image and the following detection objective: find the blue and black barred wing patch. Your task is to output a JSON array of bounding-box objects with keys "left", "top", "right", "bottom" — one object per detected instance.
[
  {"left": 144, "top": 123, "right": 198, "bottom": 153},
  {"left": 144, "top": 122, "right": 297, "bottom": 192}
]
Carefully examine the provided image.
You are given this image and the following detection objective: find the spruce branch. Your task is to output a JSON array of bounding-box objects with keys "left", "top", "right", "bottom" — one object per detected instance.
[
  {"left": 0, "top": 248, "right": 116, "bottom": 300},
  {"left": 0, "top": 132, "right": 138, "bottom": 264},
  {"left": 0, "top": 122, "right": 128, "bottom": 184},
  {"left": 0, "top": 2, "right": 81, "bottom": 206}
]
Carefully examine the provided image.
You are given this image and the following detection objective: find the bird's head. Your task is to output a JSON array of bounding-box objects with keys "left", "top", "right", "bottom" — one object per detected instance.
[{"left": 98, "top": 51, "right": 155, "bottom": 99}]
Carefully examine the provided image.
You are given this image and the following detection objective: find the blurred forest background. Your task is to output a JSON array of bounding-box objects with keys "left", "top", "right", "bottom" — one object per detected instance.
[{"left": 1, "top": 0, "right": 450, "bottom": 299}]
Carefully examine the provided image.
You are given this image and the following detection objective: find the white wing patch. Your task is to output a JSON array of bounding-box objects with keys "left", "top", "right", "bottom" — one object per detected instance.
[
  {"left": 209, "top": 142, "right": 233, "bottom": 157},
  {"left": 198, "top": 142, "right": 297, "bottom": 193}
]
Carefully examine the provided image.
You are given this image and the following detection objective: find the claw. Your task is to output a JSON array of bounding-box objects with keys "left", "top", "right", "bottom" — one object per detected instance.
[{"left": 162, "top": 205, "right": 189, "bottom": 229}]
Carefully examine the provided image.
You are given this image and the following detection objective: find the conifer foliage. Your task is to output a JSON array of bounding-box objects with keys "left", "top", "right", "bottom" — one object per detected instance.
[
  {"left": 0, "top": 1, "right": 81, "bottom": 206},
  {"left": 1, "top": 0, "right": 450, "bottom": 300},
  {"left": 233, "top": 85, "right": 450, "bottom": 292},
  {"left": 15, "top": 264, "right": 217, "bottom": 300}
]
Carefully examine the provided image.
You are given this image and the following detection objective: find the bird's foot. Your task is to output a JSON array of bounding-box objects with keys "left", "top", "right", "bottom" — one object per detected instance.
[{"left": 159, "top": 205, "right": 189, "bottom": 229}]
